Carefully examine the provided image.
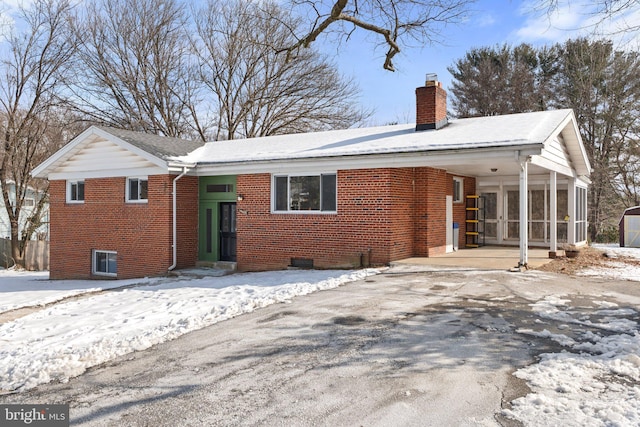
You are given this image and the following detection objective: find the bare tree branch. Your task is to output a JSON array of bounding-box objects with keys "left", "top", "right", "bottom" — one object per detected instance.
[
  {"left": 192, "top": 0, "right": 370, "bottom": 141},
  {"left": 67, "top": 0, "right": 203, "bottom": 139},
  {"left": 278, "top": 0, "right": 474, "bottom": 71}
]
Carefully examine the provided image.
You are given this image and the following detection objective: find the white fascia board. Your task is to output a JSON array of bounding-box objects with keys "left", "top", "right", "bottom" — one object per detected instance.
[
  {"left": 566, "top": 112, "right": 592, "bottom": 174},
  {"left": 48, "top": 166, "right": 168, "bottom": 181},
  {"left": 544, "top": 111, "right": 591, "bottom": 177},
  {"left": 187, "top": 145, "right": 543, "bottom": 176},
  {"left": 530, "top": 154, "right": 575, "bottom": 177},
  {"left": 168, "top": 162, "right": 197, "bottom": 174},
  {"left": 32, "top": 126, "right": 169, "bottom": 178},
  {"left": 478, "top": 174, "right": 573, "bottom": 187},
  {"left": 32, "top": 126, "right": 100, "bottom": 178}
]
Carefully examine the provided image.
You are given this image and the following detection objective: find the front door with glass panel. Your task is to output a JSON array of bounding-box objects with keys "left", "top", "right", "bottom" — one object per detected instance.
[
  {"left": 480, "top": 192, "right": 499, "bottom": 243},
  {"left": 219, "top": 202, "right": 237, "bottom": 262}
]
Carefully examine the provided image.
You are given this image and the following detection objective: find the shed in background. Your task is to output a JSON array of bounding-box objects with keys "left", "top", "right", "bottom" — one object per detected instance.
[{"left": 619, "top": 206, "right": 640, "bottom": 248}]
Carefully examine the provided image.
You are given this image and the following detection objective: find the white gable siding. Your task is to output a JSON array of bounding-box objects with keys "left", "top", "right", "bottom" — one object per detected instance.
[
  {"left": 530, "top": 134, "right": 576, "bottom": 177},
  {"left": 544, "top": 134, "right": 574, "bottom": 169},
  {"left": 48, "top": 137, "right": 167, "bottom": 180}
]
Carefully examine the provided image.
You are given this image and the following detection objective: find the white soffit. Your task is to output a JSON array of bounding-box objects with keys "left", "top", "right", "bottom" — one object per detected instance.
[
  {"left": 48, "top": 137, "right": 166, "bottom": 179},
  {"left": 33, "top": 127, "right": 168, "bottom": 179}
]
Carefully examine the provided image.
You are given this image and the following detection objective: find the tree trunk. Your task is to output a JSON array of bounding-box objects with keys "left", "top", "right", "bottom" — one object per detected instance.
[{"left": 10, "top": 223, "right": 26, "bottom": 269}]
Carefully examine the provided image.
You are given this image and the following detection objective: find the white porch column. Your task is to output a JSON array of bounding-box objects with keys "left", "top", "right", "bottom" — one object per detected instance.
[
  {"left": 519, "top": 159, "right": 529, "bottom": 267},
  {"left": 567, "top": 177, "right": 576, "bottom": 245},
  {"left": 550, "top": 171, "right": 557, "bottom": 255}
]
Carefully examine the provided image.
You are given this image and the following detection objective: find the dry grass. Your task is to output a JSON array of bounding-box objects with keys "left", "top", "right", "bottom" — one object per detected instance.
[{"left": 536, "top": 245, "right": 640, "bottom": 275}]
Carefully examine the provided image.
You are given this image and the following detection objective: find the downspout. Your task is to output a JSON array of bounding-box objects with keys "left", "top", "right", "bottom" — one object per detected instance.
[{"left": 169, "top": 166, "right": 189, "bottom": 272}]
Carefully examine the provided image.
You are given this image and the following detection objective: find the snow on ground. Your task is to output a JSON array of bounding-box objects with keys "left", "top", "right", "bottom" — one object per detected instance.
[
  {"left": 2, "top": 244, "right": 640, "bottom": 425},
  {"left": 579, "top": 244, "right": 640, "bottom": 281},
  {"left": 506, "top": 299, "right": 640, "bottom": 426},
  {"left": 0, "top": 269, "right": 376, "bottom": 392},
  {"left": 504, "top": 245, "right": 640, "bottom": 426},
  {"left": 0, "top": 269, "right": 162, "bottom": 313}
]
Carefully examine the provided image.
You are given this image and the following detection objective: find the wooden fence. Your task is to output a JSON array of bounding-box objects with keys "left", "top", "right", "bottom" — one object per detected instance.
[{"left": 0, "top": 238, "right": 49, "bottom": 271}]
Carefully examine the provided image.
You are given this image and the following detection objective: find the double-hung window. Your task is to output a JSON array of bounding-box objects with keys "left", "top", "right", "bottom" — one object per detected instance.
[
  {"left": 127, "top": 177, "right": 148, "bottom": 203},
  {"left": 453, "top": 177, "right": 464, "bottom": 203},
  {"left": 67, "top": 180, "right": 85, "bottom": 203},
  {"left": 92, "top": 250, "right": 117, "bottom": 277},
  {"left": 273, "top": 173, "right": 337, "bottom": 212}
]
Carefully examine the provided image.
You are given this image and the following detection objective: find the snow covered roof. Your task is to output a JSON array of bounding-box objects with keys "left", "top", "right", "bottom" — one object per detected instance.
[
  {"left": 32, "top": 109, "right": 591, "bottom": 180},
  {"left": 173, "top": 109, "right": 576, "bottom": 164}
]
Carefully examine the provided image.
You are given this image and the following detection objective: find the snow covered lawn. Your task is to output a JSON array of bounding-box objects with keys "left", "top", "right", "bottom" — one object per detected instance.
[
  {"left": 578, "top": 244, "right": 640, "bottom": 281},
  {"left": 504, "top": 244, "right": 640, "bottom": 426},
  {"left": 0, "top": 268, "right": 376, "bottom": 392},
  {"left": 0, "top": 270, "right": 162, "bottom": 314}
]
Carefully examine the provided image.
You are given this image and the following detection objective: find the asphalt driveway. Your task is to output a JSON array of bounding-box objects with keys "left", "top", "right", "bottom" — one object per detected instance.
[{"left": 3, "top": 265, "right": 640, "bottom": 426}]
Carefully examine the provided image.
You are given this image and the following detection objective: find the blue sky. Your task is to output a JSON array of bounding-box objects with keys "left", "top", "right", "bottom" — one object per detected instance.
[
  {"left": 319, "top": 0, "right": 640, "bottom": 125},
  {"left": 2, "top": 0, "right": 638, "bottom": 127}
]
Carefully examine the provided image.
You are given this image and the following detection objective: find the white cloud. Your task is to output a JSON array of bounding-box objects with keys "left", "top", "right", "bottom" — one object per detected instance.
[
  {"left": 513, "top": 0, "right": 640, "bottom": 47},
  {"left": 476, "top": 12, "right": 496, "bottom": 28}
]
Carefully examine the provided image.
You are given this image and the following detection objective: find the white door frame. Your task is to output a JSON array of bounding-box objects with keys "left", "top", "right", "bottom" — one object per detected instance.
[{"left": 446, "top": 195, "right": 453, "bottom": 253}]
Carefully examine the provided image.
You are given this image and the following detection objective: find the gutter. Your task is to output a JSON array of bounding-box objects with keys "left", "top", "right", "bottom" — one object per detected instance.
[{"left": 168, "top": 166, "right": 190, "bottom": 272}]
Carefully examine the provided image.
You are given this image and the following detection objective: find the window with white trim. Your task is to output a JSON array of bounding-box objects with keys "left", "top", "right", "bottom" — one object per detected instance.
[
  {"left": 453, "top": 177, "right": 464, "bottom": 203},
  {"left": 92, "top": 250, "right": 117, "bottom": 276},
  {"left": 575, "top": 186, "right": 587, "bottom": 242},
  {"left": 67, "top": 180, "right": 85, "bottom": 203},
  {"left": 126, "top": 177, "right": 148, "bottom": 202},
  {"left": 273, "top": 173, "right": 337, "bottom": 212}
]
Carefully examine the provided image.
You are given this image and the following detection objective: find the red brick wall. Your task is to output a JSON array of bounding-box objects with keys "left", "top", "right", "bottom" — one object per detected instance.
[
  {"left": 235, "top": 167, "right": 475, "bottom": 271},
  {"left": 49, "top": 174, "right": 198, "bottom": 280},
  {"left": 176, "top": 176, "right": 199, "bottom": 269},
  {"left": 49, "top": 168, "right": 475, "bottom": 278},
  {"left": 415, "top": 168, "right": 447, "bottom": 256},
  {"left": 236, "top": 170, "right": 399, "bottom": 271}
]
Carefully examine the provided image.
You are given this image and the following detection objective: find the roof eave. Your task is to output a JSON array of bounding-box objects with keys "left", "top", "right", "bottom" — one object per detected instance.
[{"left": 177, "top": 143, "right": 545, "bottom": 175}]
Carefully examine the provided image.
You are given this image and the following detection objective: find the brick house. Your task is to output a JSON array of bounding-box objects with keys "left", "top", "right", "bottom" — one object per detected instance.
[{"left": 32, "top": 77, "right": 591, "bottom": 279}]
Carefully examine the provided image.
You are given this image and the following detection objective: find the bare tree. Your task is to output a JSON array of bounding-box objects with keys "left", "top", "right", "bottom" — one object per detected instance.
[
  {"left": 0, "top": 0, "right": 76, "bottom": 268},
  {"left": 68, "top": 0, "right": 203, "bottom": 139},
  {"left": 532, "top": 0, "right": 640, "bottom": 34},
  {"left": 280, "top": 0, "right": 474, "bottom": 71},
  {"left": 193, "top": 0, "right": 369, "bottom": 141}
]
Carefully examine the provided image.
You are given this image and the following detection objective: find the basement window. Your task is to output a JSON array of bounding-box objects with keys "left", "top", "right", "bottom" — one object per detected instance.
[
  {"left": 273, "top": 173, "right": 337, "bottom": 213},
  {"left": 67, "top": 180, "right": 85, "bottom": 203},
  {"left": 92, "top": 250, "right": 117, "bottom": 277},
  {"left": 126, "top": 177, "right": 148, "bottom": 203}
]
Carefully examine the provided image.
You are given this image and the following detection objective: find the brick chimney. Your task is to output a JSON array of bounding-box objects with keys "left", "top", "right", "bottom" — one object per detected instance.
[{"left": 415, "top": 73, "right": 447, "bottom": 131}]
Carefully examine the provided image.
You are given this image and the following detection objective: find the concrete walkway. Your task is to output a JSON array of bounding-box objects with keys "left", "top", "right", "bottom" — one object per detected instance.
[{"left": 391, "top": 246, "right": 554, "bottom": 270}]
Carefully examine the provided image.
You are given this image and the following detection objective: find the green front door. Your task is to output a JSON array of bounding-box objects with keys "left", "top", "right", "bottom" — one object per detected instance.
[{"left": 198, "top": 176, "right": 237, "bottom": 262}]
